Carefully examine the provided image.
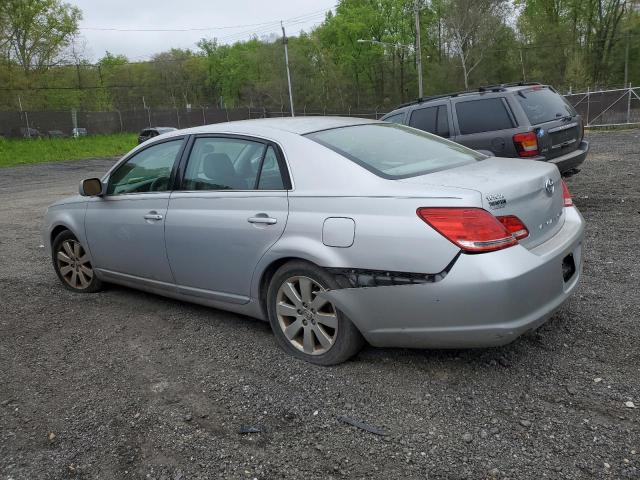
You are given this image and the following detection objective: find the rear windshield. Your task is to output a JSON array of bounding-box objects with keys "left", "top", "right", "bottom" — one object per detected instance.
[
  {"left": 305, "top": 123, "right": 484, "bottom": 179},
  {"left": 516, "top": 87, "right": 577, "bottom": 125}
]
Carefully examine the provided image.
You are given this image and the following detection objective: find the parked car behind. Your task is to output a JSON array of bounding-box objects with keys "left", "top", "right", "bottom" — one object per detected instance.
[
  {"left": 381, "top": 82, "right": 588, "bottom": 175},
  {"left": 10, "top": 127, "right": 42, "bottom": 139},
  {"left": 72, "top": 128, "right": 88, "bottom": 138},
  {"left": 47, "top": 130, "right": 66, "bottom": 138},
  {"left": 138, "top": 127, "right": 177, "bottom": 144}
]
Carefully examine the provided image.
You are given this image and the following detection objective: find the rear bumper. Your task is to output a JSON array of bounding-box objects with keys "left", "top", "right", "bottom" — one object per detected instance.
[
  {"left": 323, "top": 207, "right": 585, "bottom": 349},
  {"left": 537, "top": 140, "right": 589, "bottom": 174}
]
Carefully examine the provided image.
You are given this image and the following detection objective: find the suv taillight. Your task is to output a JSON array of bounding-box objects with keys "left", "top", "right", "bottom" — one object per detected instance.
[
  {"left": 513, "top": 131, "right": 539, "bottom": 157},
  {"left": 579, "top": 117, "right": 585, "bottom": 142},
  {"left": 417, "top": 207, "right": 519, "bottom": 253},
  {"left": 561, "top": 180, "right": 573, "bottom": 207}
]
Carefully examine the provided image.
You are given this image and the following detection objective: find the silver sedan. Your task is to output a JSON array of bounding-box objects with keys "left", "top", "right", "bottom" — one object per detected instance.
[{"left": 44, "top": 117, "right": 584, "bottom": 365}]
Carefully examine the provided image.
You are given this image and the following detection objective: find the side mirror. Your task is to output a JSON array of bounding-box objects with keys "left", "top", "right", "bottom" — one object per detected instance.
[{"left": 79, "top": 178, "right": 104, "bottom": 196}]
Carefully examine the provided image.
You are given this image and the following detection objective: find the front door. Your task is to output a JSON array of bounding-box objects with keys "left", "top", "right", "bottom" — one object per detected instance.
[
  {"left": 165, "top": 135, "right": 290, "bottom": 303},
  {"left": 85, "top": 137, "right": 185, "bottom": 287}
]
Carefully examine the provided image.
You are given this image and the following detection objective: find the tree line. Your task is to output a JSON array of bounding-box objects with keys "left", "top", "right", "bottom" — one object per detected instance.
[{"left": 1, "top": 0, "right": 638, "bottom": 112}]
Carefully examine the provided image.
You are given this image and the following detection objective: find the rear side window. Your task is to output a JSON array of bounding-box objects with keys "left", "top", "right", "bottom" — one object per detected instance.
[
  {"left": 456, "top": 98, "right": 514, "bottom": 135},
  {"left": 409, "top": 105, "right": 450, "bottom": 137},
  {"left": 516, "top": 87, "right": 577, "bottom": 125},
  {"left": 182, "top": 137, "right": 288, "bottom": 191},
  {"left": 306, "top": 123, "right": 484, "bottom": 179}
]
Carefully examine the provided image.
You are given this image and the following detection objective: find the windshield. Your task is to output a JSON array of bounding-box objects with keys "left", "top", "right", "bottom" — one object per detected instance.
[
  {"left": 305, "top": 123, "right": 484, "bottom": 179},
  {"left": 516, "top": 87, "right": 577, "bottom": 125}
]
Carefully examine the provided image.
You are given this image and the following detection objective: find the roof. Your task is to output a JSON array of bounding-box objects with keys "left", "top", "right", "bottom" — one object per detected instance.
[
  {"left": 389, "top": 82, "right": 547, "bottom": 113},
  {"left": 176, "top": 116, "right": 378, "bottom": 136}
]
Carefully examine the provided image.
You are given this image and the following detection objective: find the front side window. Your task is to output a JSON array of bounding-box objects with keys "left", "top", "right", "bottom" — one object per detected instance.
[
  {"left": 410, "top": 106, "right": 450, "bottom": 137},
  {"left": 182, "top": 137, "right": 287, "bottom": 191},
  {"left": 383, "top": 112, "right": 405, "bottom": 124},
  {"left": 107, "top": 139, "right": 183, "bottom": 195},
  {"left": 456, "top": 98, "right": 514, "bottom": 135},
  {"left": 409, "top": 106, "right": 437, "bottom": 133},
  {"left": 306, "top": 123, "right": 484, "bottom": 179}
]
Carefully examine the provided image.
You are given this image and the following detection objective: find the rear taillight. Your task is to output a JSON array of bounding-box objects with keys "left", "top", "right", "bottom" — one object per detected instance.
[
  {"left": 513, "top": 131, "right": 539, "bottom": 157},
  {"left": 561, "top": 180, "right": 573, "bottom": 207},
  {"left": 579, "top": 117, "right": 585, "bottom": 142},
  {"left": 417, "top": 207, "right": 518, "bottom": 253},
  {"left": 496, "top": 215, "right": 529, "bottom": 240}
]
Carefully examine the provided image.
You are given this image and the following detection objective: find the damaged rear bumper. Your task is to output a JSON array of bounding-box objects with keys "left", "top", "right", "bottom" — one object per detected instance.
[{"left": 322, "top": 207, "right": 585, "bottom": 349}]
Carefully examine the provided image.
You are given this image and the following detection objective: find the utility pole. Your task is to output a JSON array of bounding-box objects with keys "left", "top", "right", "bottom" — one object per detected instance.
[
  {"left": 281, "top": 22, "right": 295, "bottom": 117},
  {"left": 414, "top": 0, "right": 423, "bottom": 98}
]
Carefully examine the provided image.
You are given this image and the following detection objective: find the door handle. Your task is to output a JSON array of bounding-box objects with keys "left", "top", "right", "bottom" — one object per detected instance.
[
  {"left": 248, "top": 215, "right": 277, "bottom": 225},
  {"left": 144, "top": 212, "right": 164, "bottom": 221}
]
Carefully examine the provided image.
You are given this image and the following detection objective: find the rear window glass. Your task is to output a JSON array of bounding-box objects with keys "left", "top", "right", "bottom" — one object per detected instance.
[
  {"left": 516, "top": 87, "right": 577, "bottom": 124},
  {"left": 456, "top": 98, "right": 514, "bottom": 134},
  {"left": 305, "top": 123, "right": 484, "bottom": 179}
]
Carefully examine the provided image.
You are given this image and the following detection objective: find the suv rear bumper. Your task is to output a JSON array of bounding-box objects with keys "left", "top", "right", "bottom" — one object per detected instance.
[{"left": 536, "top": 140, "right": 588, "bottom": 174}]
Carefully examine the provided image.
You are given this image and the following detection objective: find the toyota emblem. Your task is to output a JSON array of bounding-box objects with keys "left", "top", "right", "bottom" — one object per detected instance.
[{"left": 544, "top": 178, "right": 555, "bottom": 195}]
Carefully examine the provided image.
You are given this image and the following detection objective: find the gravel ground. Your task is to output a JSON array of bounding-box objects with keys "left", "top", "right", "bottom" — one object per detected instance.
[{"left": 1, "top": 131, "right": 639, "bottom": 480}]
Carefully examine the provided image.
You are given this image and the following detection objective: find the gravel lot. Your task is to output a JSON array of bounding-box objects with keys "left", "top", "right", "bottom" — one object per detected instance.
[{"left": 1, "top": 130, "right": 639, "bottom": 480}]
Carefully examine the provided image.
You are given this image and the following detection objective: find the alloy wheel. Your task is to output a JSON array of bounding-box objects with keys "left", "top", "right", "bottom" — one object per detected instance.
[
  {"left": 275, "top": 276, "right": 338, "bottom": 355},
  {"left": 56, "top": 239, "right": 94, "bottom": 290}
]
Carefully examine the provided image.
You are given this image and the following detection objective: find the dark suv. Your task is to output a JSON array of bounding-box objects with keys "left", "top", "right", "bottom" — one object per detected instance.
[{"left": 381, "top": 82, "right": 588, "bottom": 174}]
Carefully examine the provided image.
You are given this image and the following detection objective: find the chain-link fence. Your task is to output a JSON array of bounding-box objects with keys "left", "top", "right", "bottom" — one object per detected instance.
[
  {"left": 2, "top": 87, "right": 639, "bottom": 138},
  {"left": 564, "top": 85, "right": 640, "bottom": 127},
  {"left": 0, "top": 106, "right": 385, "bottom": 138}
]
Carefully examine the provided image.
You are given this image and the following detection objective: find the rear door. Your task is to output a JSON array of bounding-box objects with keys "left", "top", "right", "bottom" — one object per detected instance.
[
  {"left": 164, "top": 135, "right": 290, "bottom": 304},
  {"left": 512, "top": 86, "right": 582, "bottom": 160},
  {"left": 452, "top": 95, "right": 520, "bottom": 157}
]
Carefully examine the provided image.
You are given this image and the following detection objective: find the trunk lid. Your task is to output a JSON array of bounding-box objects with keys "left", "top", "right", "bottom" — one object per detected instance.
[{"left": 399, "top": 157, "right": 565, "bottom": 249}]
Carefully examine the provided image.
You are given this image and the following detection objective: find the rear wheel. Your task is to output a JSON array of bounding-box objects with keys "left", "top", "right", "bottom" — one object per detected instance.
[
  {"left": 267, "top": 261, "right": 363, "bottom": 365},
  {"left": 52, "top": 230, "right": 103, "bottom": 293}
]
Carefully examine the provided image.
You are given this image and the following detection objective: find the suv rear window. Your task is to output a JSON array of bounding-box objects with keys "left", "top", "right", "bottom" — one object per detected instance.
[
  {"left": 305, "top": 123, "right": 484, "bottom": 179},
  {"left": 456, "top": 98, "right": 514, "bottom": 135},
  {"left": 516, "top": 87, "right": 577, "bottom": 125}
]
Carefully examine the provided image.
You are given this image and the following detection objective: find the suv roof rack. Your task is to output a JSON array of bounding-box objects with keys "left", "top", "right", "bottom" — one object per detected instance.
[{"left": 396, "top": 82, "right": 544, "bottom": 109}]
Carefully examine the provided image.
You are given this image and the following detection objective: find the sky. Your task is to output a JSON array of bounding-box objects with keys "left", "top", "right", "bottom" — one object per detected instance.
[{"left": 72, "top": 0, "right": 337, "bottom": 62}]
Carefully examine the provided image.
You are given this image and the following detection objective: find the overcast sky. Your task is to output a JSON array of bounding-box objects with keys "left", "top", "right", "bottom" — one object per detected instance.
[{"left": 72, "top": 0, "right": 337, "bottom": 62}]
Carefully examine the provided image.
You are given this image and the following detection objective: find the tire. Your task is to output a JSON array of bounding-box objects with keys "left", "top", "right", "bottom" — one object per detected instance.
[
  {"left": 267, "top": 260, "right": 364, "bottom": 365},
  {"left": 52, "top": 230, "right": 103, "bottom": 293}
]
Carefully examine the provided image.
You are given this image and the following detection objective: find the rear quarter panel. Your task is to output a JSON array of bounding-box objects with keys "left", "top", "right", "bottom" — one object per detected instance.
[{"left": 251, "top": 187, "right": 481, "bottom": 301}]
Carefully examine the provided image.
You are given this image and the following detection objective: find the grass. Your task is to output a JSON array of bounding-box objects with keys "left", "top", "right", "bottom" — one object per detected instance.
[{"left": 0, "top": 133, "right": 137, "bottom": 168}]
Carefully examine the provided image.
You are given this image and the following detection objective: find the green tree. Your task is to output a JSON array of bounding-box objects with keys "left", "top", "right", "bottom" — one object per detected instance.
[{"left": 1, "top": 0, "right": 82, "bottom": 73}]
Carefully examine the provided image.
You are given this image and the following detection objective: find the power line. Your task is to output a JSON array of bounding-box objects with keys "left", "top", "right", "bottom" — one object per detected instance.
[{"left": 78, "top": 7, "right": 334, "bottom": 34}]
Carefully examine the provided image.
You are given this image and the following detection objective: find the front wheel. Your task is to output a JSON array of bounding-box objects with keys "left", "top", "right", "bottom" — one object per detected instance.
[
  {"left": 267, "top": 261, "right": 363, "bottom": 365},
  {"left": 52, "top": 230, "right": 103, "bottom": 293}
]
